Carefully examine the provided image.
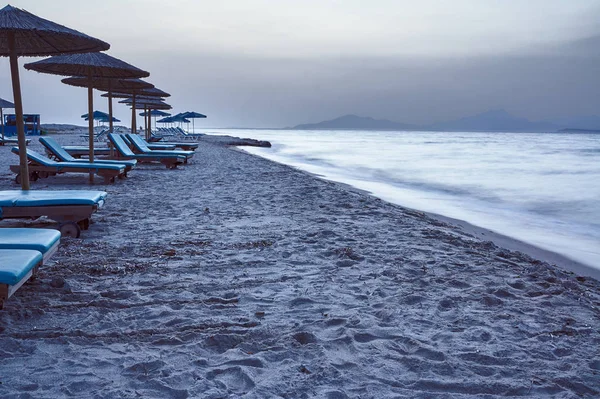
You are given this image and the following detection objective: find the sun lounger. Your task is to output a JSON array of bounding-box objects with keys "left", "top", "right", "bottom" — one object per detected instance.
[
  {"left": 148, "top": 138, "right": 198, "bottom": 151},
  {"left": 108, "top": 133, "right": 185, "bottom": 169},
  {"left": 60, "top": 146, "right": 112, "bottom": 158},
  {"left": 0, "top": 228, "right": 61, "bottom": 263},
  {"left": 142, "top": 141, "right": 176, "bottom": 150},
  {"left": 0, "top": 249, "right": 43, "bottom": 309},
  {"left": 126, "top": 134, "right": 194, "bottom": 163},
  {"left": 174, "top": 127, "right": 204, "bottom": 140},
  {"left": 0, "top": 189, "right": 107, "bottom": 237},
  {"left": 149, "top": 131, "right": 198, "bottom": 150},
  {"left": 0, "top": 137, "right": 30, "bottom": 146},
  {"left": 79, "top": 128, "right": 108, "bottom": 142},
  {"left": 10, "top": 147, "right": 127, "bottom": 184},
  {"left": 40, "top": 137, "right": 137, "bottom": 173}
]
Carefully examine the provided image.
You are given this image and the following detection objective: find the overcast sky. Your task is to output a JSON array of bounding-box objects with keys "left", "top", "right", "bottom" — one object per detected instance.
[{"left": 1, "top": 0, "right": 599, "bottom": 127}]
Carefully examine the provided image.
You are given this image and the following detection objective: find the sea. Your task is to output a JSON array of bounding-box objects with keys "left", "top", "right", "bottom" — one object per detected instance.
[{"left": 201, "top": 129, "right": 600, "bottom": 270}]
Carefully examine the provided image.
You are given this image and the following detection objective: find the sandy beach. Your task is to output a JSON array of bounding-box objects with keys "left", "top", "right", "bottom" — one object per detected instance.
[{"left": 0, "top": 129, "right": 599, "bottom": 398}]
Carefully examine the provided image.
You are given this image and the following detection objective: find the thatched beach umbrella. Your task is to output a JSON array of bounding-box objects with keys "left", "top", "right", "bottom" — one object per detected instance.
[
  {"left": 114, "top": 87, "right": 170, "bottom": 138},
  {"left": 102, "top": 87, "right": 169, "bottom": 135},
  {"left": 123, "top": 98, "right": 171, "bottom": 139},
  {"left": 24, "top": 52, "right": 149, "bottom": 174},
  {"left": 0, "top": 97, "right": 15, "bottom": 140},
  {"left": 63, "top": 77, "right": 153, "bottom": 132},
  {"left": 0, "top": 4, "right": 109, "bottom": 189}
]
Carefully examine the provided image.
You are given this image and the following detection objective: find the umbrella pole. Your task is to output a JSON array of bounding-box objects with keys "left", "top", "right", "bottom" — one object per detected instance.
[
  {"left": 143, "top": 105, "right": 148, "bottom": 139},
  {"left": 108, "top": 90, "right": 113, "bottom": 133},
  {"left": 131, "top": 94, "right": 136, "bottom": 134},
  {"left": 147, "top": 109, "right": 151, "bottom": 140},
  {"left": 8, "top": 33, "right": 30, "bottom": 190},
  {"left": 87, "top": 70, "right": 95, "bottom": 184},
  {"left": 1, "top": 107, "right": 4, "bottom": 141}
]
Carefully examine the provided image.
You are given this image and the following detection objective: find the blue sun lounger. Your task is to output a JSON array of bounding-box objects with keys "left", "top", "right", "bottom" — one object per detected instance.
[
  {"left": 0, "top": 190, "right": 107, "bottom": 237},
  {"left": 0, "top": 249, "right": 43, "bottom": 309},
  {"left": 61, "top": 146, "right": 112, "bottom": 158},
  {"left": 0, "top": 229, "right": 62, "bottom": 309},
  {"left": 0, "top": 228, "right": 61, "bottom": 263},
  {"left": 0, "top": 137, "right": 30, "bottom": 146},
  {"left": 126, "top": 134, "right": 194, "bottom": 163},
  {"left": 39, "top": 137, "right": 137, "bottom": 173},
  {"left": 108, "top": 133, "right": 185, "bottom": 169},
  {"left": 10, "top": 147, "right": 127, "bottom": 184}
]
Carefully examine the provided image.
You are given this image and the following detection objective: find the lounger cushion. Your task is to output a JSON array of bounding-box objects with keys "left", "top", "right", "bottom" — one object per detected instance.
[
  {"left": 0, "top": 190, "right": 107, "bottom": 207},
  {"left": 0, "top": 249, "right": 43, "bottom": 285},
  {"left": 0, "top": 228, "right": 60, "bottom": 254}
]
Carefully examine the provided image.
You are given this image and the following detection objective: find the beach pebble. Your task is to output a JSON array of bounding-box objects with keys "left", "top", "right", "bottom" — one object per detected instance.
[
  {"left": 49, "top": 277, "right": 66, "bottom": 289},
  {"left": 293, "top": 331, "right": 318, "bottom": 345}
]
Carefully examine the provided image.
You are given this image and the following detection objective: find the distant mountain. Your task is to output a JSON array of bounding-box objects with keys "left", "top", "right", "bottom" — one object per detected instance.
[
  {"left": 291, "top": 114, "right": 419, "bottom": 130},
  {"left": 289, "top": 110, "right": 600, "bottom": 132},
  {"left": 558, "top": 128, "right": 600, "bottom": 134},
  {"left": 547, "top": 115, "right": 600, "bottom": 131},
  {"left": 427, "top": 109, "right": 559, "bottom": 132}
]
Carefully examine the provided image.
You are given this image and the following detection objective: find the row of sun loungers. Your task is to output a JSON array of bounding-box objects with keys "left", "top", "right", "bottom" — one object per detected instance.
[
  {"left": 1, "top": 131, "right": 200, "bottom": 308},
  {"left": 153, "top": 127, "right": 204, "bottom": 141},
  {"left": 11, "top": 133, "right": 197, "bottom": 185}
]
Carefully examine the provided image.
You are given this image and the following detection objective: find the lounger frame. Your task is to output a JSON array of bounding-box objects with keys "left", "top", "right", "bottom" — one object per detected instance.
[
  {"left": 0, "top": 258, "right": 41, "bottom": 310},
  {"left": 0, "top": 204, "right": 100, "bottom": 237},
  {"left": 9, "top": 164, "right": 122, "bottom": 184}
]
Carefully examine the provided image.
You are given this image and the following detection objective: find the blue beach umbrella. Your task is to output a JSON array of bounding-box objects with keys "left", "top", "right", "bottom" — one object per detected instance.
[
  {"left": 180, "top": 111, "right": 206, "bottom": 133},
  {"left": 81, "top": 110, "right": 109, "bottom": 120},
  {"left": 140, "top": 109, "right": 171, "bottom": 130}
]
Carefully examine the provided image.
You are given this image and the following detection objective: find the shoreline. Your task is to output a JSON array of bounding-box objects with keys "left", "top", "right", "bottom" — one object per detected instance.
[{"left": 237, "top": 147, "right": 600, "bottom": 280}]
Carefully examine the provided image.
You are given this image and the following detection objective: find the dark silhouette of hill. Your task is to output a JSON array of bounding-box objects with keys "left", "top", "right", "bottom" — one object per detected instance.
[
  {"left": 427, "top": 109, "right": 558, "bottom": 132},
  {"left": 291, "top": 114, "right": 419, "bottom": 130},
  {"left": 290, "top": 110, "right": 600, "bottom": 132}
]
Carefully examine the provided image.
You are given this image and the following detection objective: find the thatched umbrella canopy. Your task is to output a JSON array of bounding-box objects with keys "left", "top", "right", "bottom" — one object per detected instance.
[
  {"left": 135, "top": 87, "right": 170, "bottom": 98},
  {"left": 63, "top": 77, "right": 153, "bottom": 132},
  {"left": 0, "top": 4, "right": 109, "bottom": 189},
  {"left": 131, "top": 102, "right": 171, "bottom": 110},
  {"left": 119, "top": 97, "right": 166, "bottom": 105},
  {"left": 25, "top": 52, "right": 149, "bottom": 172},
  {"left": 0, "top": 96, "right": 15, "bottom": 140}
]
